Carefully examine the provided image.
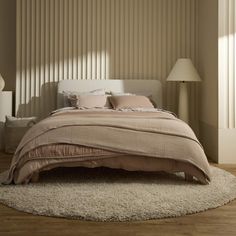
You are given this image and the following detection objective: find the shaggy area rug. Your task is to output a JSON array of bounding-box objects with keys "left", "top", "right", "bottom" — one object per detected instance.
[{"left": 0, "top": 166, "right": 236, "bottom": 222}]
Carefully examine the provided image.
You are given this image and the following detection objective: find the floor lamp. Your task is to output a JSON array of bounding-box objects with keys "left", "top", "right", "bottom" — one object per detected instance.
[{"left": 166, "top": 58, "right": 201, "bottom": 124}]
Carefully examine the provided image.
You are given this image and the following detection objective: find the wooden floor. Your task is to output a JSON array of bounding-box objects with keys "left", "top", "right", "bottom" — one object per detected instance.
[{"left": 0, "top": 153, "right": 236, "bottom": 236}]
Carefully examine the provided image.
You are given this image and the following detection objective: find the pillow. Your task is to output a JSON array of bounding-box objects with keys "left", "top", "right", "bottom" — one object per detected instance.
[
  {"left": 109, "top": 95, "right": 154, "bottom": 110},
  {"left": 110, "top": 92, "right": 134, "bottom": 96},
  {"left": 4, "top": 116, "right": 37, "bottom": 153},
  {"left": 5, "top": 116, "right": 37, "bottom": 127},
  {"left": 68, "top": 95, "right": 111, "bottom": 109},
  {"left": 110, "top": 91, "right": 156, "bottom": 107},
  {"left": 137, "top": 93, "right": 157, "bottom": 108},
  {"left": 62, "top": 88, "right": 106, "bottom": 107}
]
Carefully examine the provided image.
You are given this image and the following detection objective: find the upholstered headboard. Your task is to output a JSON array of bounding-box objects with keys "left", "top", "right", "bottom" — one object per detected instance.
[{"left": 57, "top": 79, "right": 162, "bottom": 108}]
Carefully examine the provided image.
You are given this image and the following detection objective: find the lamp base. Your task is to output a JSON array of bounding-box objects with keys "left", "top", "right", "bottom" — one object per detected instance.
[{"left": 178, "top": 82, "right": 189, "bottom": 124}]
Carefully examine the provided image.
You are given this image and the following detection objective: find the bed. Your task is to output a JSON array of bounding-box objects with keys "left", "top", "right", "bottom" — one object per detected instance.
[{"left": 2, "top": 79, "right": 211, "bottom": 185}]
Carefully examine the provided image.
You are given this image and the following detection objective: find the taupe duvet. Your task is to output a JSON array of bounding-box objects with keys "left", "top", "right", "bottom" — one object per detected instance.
[{"left": 2, "top": 109, "right": 211, "bottom": 184}]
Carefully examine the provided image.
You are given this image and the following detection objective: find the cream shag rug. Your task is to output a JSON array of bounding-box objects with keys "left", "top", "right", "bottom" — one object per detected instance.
[{"left": 0, "top": 166, "right": 236, "bottom": 222}]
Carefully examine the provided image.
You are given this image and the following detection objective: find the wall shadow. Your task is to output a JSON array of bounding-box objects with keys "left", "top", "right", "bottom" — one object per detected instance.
[{"left": 17, "top": 82, "right": 58, "bottom": 118}]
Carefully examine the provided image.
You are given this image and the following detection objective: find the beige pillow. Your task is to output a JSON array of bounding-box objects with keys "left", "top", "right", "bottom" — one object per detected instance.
[
  {"left": 63, "top": 89, "right": 106, "bottom": 107},
  {"left": 68, "top": 95, "right": 111, "bottom": 109},
  {"left": 109, "top": 95, "right": 154, "bottom": 109},
  {"left": 110, "top": 91, "right": 156, "bottom": 107}
]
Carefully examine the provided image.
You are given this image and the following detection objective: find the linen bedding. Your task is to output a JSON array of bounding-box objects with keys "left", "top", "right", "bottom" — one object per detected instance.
[{"left": 2, "top": 108, "right": 211, "bottom": 185}]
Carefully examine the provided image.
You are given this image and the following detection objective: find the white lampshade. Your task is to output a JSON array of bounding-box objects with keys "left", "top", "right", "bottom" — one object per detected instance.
[
  {"left": 0, "top": 73, "right": 5, "bottom": 91},
  {"left": 167, "top": 58, "right": 201, "bottom": 82}
]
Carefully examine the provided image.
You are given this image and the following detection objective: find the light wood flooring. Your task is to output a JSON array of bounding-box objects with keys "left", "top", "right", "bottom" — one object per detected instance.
[{"left": 0, "top": 152, "right": 236, "bottom": 236}]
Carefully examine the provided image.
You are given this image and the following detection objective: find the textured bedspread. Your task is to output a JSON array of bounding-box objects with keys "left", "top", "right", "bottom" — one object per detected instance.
[{"left": 2, "top": 109, "right": 211, "bottom": 184}]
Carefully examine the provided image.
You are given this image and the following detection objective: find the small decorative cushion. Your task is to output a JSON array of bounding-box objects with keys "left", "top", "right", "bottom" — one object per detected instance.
[
  {"left": 110, "top": 92, "right": 134, "bottom": 96},
  {"left": 68, "top": 95, "right": 111, "bottom": 109},
  {"left": 109, "top": 95, "right": 154, "bottom": 110},
  {"left": 4, "top": 116, "right": 37, "bottom": 153}
]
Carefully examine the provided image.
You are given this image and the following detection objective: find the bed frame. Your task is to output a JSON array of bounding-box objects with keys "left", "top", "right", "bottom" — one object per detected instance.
[{"left": 57, "top": 79, "right": 162, "bottom": 109}]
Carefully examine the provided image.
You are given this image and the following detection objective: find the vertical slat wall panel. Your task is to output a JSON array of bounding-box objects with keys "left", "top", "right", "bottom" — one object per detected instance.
[
  {"left": 16, "top": 0, "right": 198, "bottom": 127},
  {"left": 21, "top": 0, "right": 26, "bottom": 116},
  {"left": 219, "top": 0, "right": 236, "bottom": 129},
  {"left": 35, "top": 0, "right": 40, "bottom": 116},
  {"left": 16, "top": 0, "right": 21, "bottom": 116}
]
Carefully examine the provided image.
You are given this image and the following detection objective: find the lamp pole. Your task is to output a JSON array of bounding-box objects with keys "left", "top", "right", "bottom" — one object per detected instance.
[{"left": 178, "top": 81, "right": 189, "bottom": 123}]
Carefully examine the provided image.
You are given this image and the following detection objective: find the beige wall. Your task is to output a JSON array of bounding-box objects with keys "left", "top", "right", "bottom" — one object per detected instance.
[
  {"left": 218, "top": 0, "right": 236, "bottom": 163},
  {"left": 198, "top": 0, "right": 219, "bottom": 162},
  {"left": 16, "top": 0, "right": 199, "bottom": 123},
  {"left": 198, "top": 0, "right": 236, "bottom": 164},
  {"left": 0, "top": 0, "right": 16, "bottom": 91},
  {"left": 218, "top": 0, "right": 236, "bottom": 130}
]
